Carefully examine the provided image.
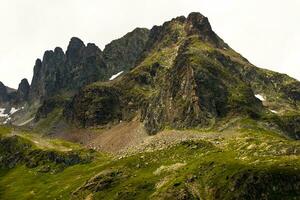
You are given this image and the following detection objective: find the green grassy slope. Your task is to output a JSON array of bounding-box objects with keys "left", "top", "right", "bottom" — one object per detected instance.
[{"left": 0, "top": 121, "right": 299, "bottom": 200}]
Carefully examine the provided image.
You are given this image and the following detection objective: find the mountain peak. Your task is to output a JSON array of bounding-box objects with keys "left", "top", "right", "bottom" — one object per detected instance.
[
  {"left": 187, "top": 12, "right": 212, "bottom": 30},
  {"left": 54, "top": 47, "right": 64, "bottom": 55},
  {"left": 86, "top": 43, "right": 101, "bottom": 52},
  {"left": 187, "top": 12, "right": 206, "bottom": 20},
  {"left": 66, "top": 37, "right": 85, "bottom": 66},
  {"left": 16, "top": 78, "right": 30, "bottom": 102},
  {"left": 68, "top": 37, "right": 85, "bottom": 49}
]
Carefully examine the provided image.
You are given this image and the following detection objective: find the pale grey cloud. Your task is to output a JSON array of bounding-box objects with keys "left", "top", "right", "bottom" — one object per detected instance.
[{"left": 0, "top": 0, "right": 299, "bottom": 88}]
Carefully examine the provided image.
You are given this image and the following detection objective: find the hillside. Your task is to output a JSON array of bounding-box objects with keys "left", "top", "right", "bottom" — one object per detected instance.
[
  {"left": 65, "top": 12, "right": 299, "bottom": 138},
  {"left": 0, "top": 12, "right": 300, "bottom": 200}
]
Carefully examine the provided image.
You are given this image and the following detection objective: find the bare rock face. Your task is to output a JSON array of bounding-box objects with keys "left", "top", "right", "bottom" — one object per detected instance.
[
  {"left": 103, "top": 28, "right": 150, "bottom": 74},
  {"left": 29, "top": 47, "right": 67, "bottom": 101},
  {"left": 65, "top": 37, "right": 85, "bottom": 66},
  {"left": 64, "top": 84, "right": 122, "bottom": 127},
  {"left": 29, "top": 30, "right": 150, "bottom": 103},
  {"left": 0, "top": 80, "right": 28, "bottom": 105},
  {"left": 29, "top": 38, "right": 106, "bottom": 101},
  {"left": 186, "top": 12, "right": 221, "bottom": 45},
  {"left": 16, "top": 79, "right": 30, "bottom": 103},
  {"left": 0, "top": 81, "right": 8, "bottom": 103},
  {"left": 65, "top": 40, "right": 108, "bottom": 90},
  {"left": 29, "top": 59, "right": 43, "bottom": 101}
]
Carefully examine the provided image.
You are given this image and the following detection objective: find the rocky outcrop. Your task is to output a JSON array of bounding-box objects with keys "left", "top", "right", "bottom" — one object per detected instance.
[
  {"left": 0, "top": 81, "right": 8, "bottom": 103},
  {"left": 29, "top": 38, "right": 107, "bottom": 101},
  {"left": 35, "top": 95, "right": 68, "bottom": 121},
  {"left": 72, "top": 169, "right": 125, "bottom": 197},
  {"left": 0, "top": 135, "right": 92, "bottom": 172},
  {"left": 30, "top": 38, "right": 106, "bottom": 100},
  {"left": 64, "top": 84, "right": 122, "bottom": 127},
  {"left": 64, "top": 12, "right": 300, "bottom": 137},
  {"left": 29, "top": 29, "right": 150, "bottom": 103},
  {"left": 16, "top": 79, "right": 30, "bottom": 103},
  {"left": 29, "top": 59, "right": 43, "bottom": 101},
  {"left": 29, "top": 47, "right": 67, "bottom": 101},
  {"left": 186, "top": 12, "right": 227, "bottom": 48},
  {"left": 0, "top": 81, "right": 20, "bottom": 104},
  {"left": 65, "top": 40, "right": 107, "bottom": 90},
  {"left": 219, "top": 168, "right": 300, "bottom": 199},
  {"left": 103, "top": 28, "right": 149, "bottom": 73}
]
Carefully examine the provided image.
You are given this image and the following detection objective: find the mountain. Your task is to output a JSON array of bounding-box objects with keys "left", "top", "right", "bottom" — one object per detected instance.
[
  {"left": 103, "top": 28, "right": 150, "bottom": 73},
  {"left": 0, "top": 28, "right": 150, "bottom": 125},
  {"left": 65, "top": 12, "right": 299, "bottom": 138},
  {"left": 0, "top": 12, "right": 300, "bottom": 200},
  {"left": 29, "top": 39, "right": 107, "bottom": 101},
  {"left": 29, "top": 29, "right": 150, "bottom": 102},
  {"left": 0, "top": 80, "right": 27, "bottom": 104}
]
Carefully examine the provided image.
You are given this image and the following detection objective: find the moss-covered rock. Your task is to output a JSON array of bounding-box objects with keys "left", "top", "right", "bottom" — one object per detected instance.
[
  {"left": 0, "top": 135, "right": 92, "bottom": 172},
  {"left": 64, "top": 84, "right": 122, "bottom": 127}
]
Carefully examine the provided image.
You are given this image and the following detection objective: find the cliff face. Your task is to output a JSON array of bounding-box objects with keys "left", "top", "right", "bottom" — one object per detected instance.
[
  {"left": 0, "top": 82, "right": 8, "bottom": 103},
  {"left": 16, "top": 79, "right": 30, "bottom": 103},
  {"left": 65, "top": 12, "right": 300, "bottom": 138},
  {"left": 29, "top": 38, "right": 106, "bottom": 101},
  {"left": 2, "top": 12, "right": 299, "bottom": 139},
  {"left": 0, "top": 81, "right": 22, "bottom": 105},
  {"left": 103, "top": 28, "right": 150, "bottom": 74},
  {"left": 29, "top": 29, "right": 150, "bottom": 102}
]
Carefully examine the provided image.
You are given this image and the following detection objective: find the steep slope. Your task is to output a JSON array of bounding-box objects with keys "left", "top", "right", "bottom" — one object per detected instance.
[
  {"left": 22, "top": 29, "right": 149, "bottom": 129},
  {"left": 65, "top": 12, "right": 299, "bottom": 138},
  {"left": 1, "top": 122, "right": 300, "bottom": 200},
  {"left": 1, "top": 11, "right": 300, "bottom": 200},
  {"left": 29, "top": 39, "right": 107, "bottom": 102},
  {"left": 103, "top": 28, "right": 150, "bottom": 73},
  {"left": 0, "top": 79, "right": 30, "bottom": 105},
  {"left": 29, "top": 29, "right": 150, "bottom": 103},
  {"left": 15, "top": 79, "right": 30, "bottom": 103},
  {"left": 0, "top": 82, "right": 8, "bottom": 103},
  {"left": 0, "top": 82, "right": 19, "bottom": 104}
]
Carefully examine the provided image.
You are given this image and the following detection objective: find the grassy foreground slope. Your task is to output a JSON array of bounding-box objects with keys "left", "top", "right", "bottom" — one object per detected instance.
[{"left": 0, "top": 120, "right": 300, "bottom": 200}]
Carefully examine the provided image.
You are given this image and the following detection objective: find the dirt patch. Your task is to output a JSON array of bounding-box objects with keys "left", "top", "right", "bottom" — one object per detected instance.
[
  {"left": 86, "top": 119, "right": 148, "bottom": 154},
  {"left": 45, "top": 118, "right": 242, "bottom": 156}
]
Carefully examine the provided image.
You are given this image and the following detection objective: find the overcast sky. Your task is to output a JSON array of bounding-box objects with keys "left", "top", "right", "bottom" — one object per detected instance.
[{"left": 0, "top": 0, "right": 299, "bottom": 88}]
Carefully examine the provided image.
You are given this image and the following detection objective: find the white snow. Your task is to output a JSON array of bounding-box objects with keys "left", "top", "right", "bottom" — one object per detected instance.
[
  {"left": 3, "top": 117, "right": 11, "bottom": 124},
  {"left": 270, "top": 109, "right": 278, "bottom": 114},
  {"left": 17, "top": 117, "right": 34, "bottom": 126},
  {"left": 0, "top": 108, "right": 8, "bottom": 117},
  {"left": 10, "top": 107, "right": 21, "bottom": 115},
  {"left": 1, "top": 106, "right": 24, "bottom": 124},
  {"left": 255, "top": 94, "right": 265, "bottom": 101},
  {"left": 109, "top": 71, "right": 123, "bottom": 81}
]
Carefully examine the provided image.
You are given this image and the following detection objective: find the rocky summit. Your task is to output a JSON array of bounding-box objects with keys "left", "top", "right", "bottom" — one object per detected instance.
[{"left": 0, "top": 12, "right": 300, "bottom": 200}]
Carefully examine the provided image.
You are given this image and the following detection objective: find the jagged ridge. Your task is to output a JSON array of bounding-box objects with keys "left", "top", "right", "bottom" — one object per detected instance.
[{"left": 65, "top": 12, "right": 300, "bottom": 138}]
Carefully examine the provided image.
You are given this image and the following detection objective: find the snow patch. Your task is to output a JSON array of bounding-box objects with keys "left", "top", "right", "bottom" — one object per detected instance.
[
  {"left": 255, "top": 94, "right": 265, "bottom": 101},
  {"left": 0, "top": 108, "right": 8, "bottom": 117},
  {"left": 10, "top": 107, "right": 21, "bottom": 115},
  {"left": 3, "top": 117, "right": 11, "bottom": 124},
  {"left": 17, "top": 117, "right": 34, "bottom": 126},
  {"left": 109, "top": 71, "right": 123, "bottom": 81},
  {"left": 1, "top": 106, "right": 24, "bottom": 124},
  {"left": 270, "top": 109, "right": 278, "bottom": 114}
]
